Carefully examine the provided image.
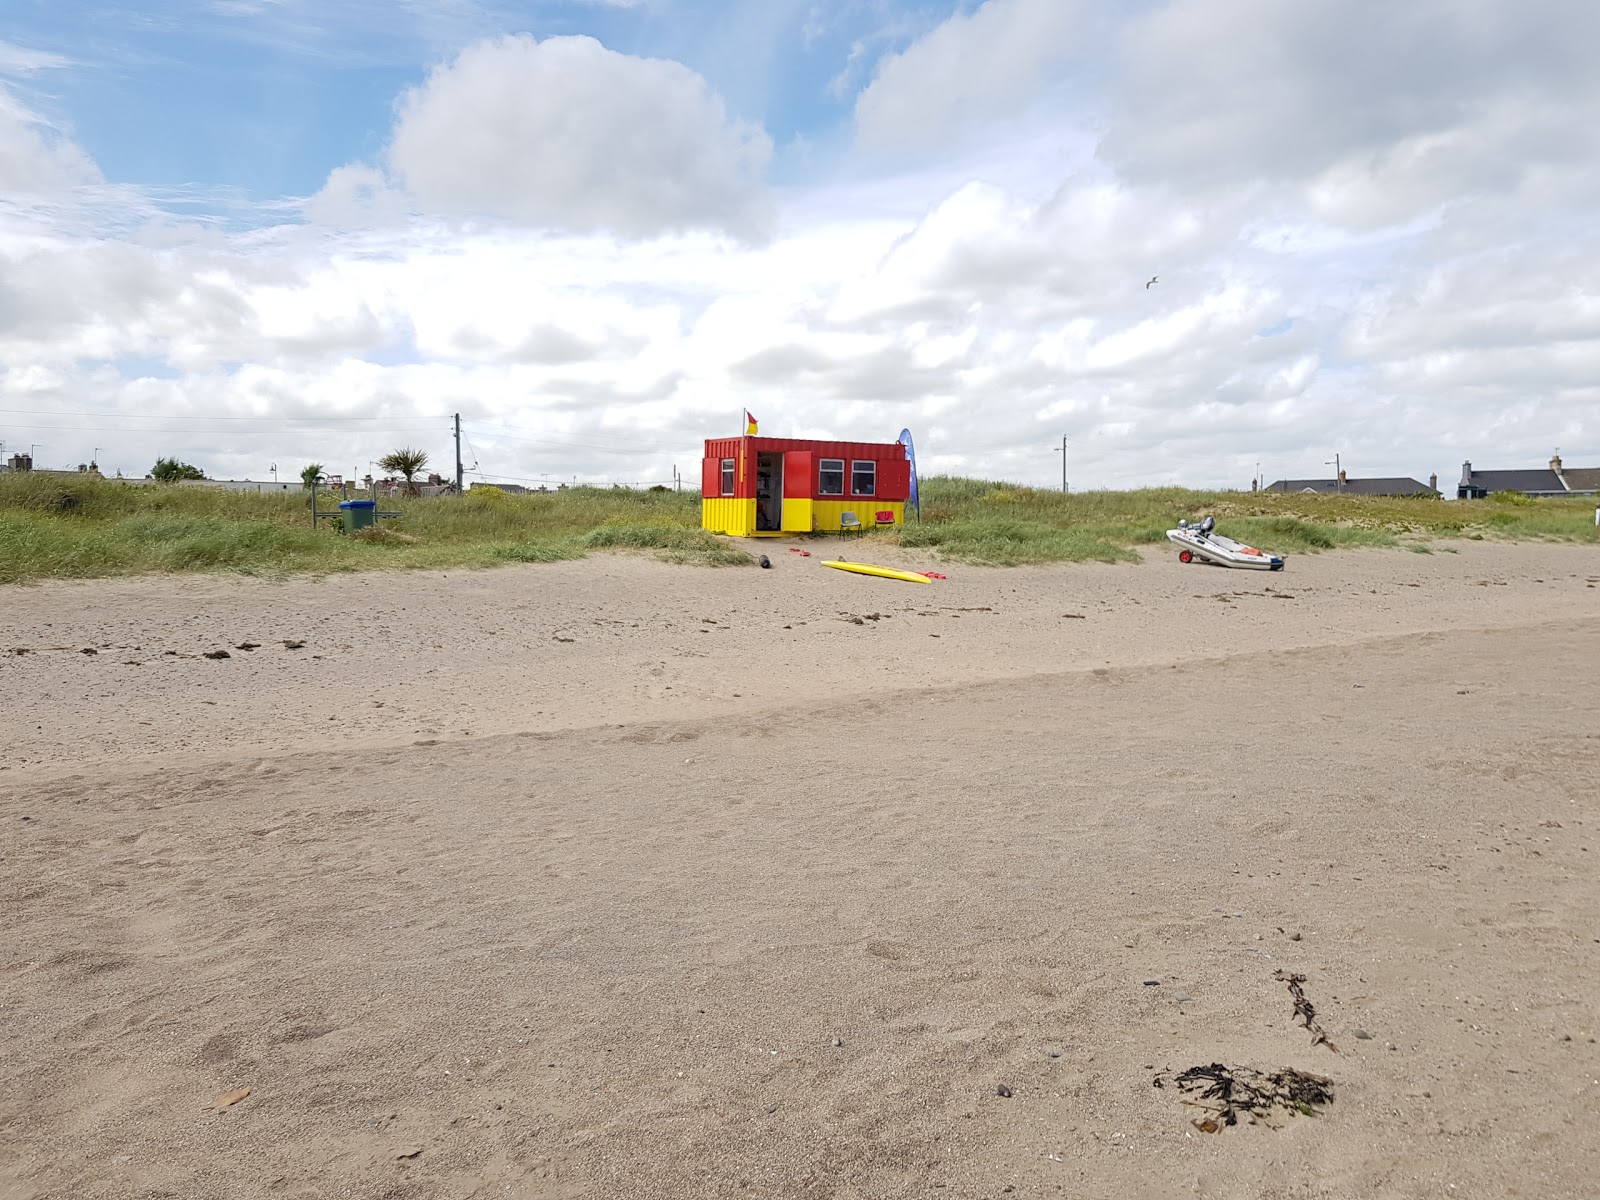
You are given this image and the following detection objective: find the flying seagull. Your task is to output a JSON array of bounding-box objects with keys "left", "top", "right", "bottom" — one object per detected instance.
[{"left": 1146, "top": 276, "right": 1158, "bottom": 289}]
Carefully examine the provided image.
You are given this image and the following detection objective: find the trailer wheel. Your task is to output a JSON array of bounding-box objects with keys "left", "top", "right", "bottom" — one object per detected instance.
[{"left": 1178, "top": 550, "right": 1193, "bottom": 564}]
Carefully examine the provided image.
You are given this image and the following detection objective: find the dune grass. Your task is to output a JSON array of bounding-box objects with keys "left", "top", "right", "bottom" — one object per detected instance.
[
  {"left": 893, "top": 477, "right": 1598, "bottom": 566},
  {"left": 0, "top": 476, "right": 740, "bottom": 584},
  {"left": 2, "top": 470, "right": 1595, "bottom": 584}
]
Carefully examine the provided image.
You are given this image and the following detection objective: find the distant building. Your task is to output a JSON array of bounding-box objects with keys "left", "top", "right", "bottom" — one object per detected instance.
[
  {"left": 471, "top": 482, "right": 529, "bottom": 494},
  {"left": 1457, "top": 456, "right": 1599, "bottom": 499},
  {"left": 2, "top": 455, "right": 104, "bottom": 478},
  {"left": 1262, "top": 470, "right": 1439, "bottom": 497},
  {"left": 174, "top": 478, "right": 299, "bottom": 494},
  {"left": 375, "top": 476, "right": 456, "bottom": 497}
]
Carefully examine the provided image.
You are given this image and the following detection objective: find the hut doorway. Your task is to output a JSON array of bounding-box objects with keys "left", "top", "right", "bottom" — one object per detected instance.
[{"left": 755, "top": 452, "right": 784, "bottom": 532}]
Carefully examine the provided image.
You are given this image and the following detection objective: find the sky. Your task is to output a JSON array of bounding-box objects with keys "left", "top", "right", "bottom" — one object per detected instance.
[{"left": 2, "top": 0, "right": 1597, "bottom": 491}]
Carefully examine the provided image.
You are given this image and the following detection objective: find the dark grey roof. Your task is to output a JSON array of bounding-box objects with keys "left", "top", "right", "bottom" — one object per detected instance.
[
  {"left": 1464, "top": 469, "right": 1565, "bottom": 493},
  {"left": 1557, "top": 468, "right": 1600, "bottom": 492},
  {"left": 1264, "top": 477, "right": 1437, "bottom": 496}
]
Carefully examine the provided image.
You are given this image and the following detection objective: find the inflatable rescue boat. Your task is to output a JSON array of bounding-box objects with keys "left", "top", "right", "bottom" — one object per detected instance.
[{"left": 1166, "top": 517, "right": 1284, "bottom": 571}]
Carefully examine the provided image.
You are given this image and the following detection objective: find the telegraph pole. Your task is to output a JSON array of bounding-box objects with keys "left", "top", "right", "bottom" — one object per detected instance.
[
  {"left": 1054, "top": 435, "right": 1069, "bottom": 493},
  {"left": 454, "top": 413, "right": 463, "bottom": 494}
]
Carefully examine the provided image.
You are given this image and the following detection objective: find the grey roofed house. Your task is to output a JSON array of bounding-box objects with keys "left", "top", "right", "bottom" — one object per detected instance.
[
  {"left": 1263, "top": 473, "right": 1438, "bottom": 496},
  {"left": 1555, "top": 467, "right": 1600, "bottom": 493},
  {"left": 1457, "top": 455, "right": 1598, "bottom": 499}
]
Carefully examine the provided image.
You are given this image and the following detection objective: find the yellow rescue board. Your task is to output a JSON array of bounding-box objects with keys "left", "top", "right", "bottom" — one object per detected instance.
[{"left": 821, "top": 560, "right": 932, "bottom": 584}]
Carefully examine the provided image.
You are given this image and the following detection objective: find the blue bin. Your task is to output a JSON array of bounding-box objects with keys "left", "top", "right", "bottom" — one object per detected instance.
[{"left": 339, "top": 499, "right": 377, "bottom": 532}]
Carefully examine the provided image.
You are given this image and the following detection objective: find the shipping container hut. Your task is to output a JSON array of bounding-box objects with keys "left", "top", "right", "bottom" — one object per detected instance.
[{"left": 701, "top": 436, "right": 912, "bottom": 536}]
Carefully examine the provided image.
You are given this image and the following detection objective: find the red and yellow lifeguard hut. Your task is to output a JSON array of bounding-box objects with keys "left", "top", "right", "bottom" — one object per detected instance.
[{"left": 701, "top": 428, "right": 914, "bottom": 537}]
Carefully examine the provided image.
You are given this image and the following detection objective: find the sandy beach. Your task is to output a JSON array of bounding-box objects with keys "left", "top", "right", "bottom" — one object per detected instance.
[{"left": 2, "top": 541, "right": 1599, "bottom": 1199}]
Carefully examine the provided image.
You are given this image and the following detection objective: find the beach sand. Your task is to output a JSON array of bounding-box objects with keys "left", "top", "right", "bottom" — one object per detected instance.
[{"left": 2, "top": 541, "right": 1598, "bottom": 1198}]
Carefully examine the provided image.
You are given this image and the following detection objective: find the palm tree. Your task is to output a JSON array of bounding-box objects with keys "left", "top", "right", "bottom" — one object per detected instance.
[
  {"left": 378, "top": 447, "right": 429, "bottom": 497},
  {"left": 300, "top": 463, "right": 325, "bottom": 491}
]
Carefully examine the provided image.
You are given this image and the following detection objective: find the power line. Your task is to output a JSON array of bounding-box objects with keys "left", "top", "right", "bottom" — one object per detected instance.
[
  {"left": 0, "top": 409, "right": 689, "bottom": 457},
  {"left": 0, "top": 422, "right": 443, "bottom": 436},
  {"left": 468, "top": 468, "right": 677, "bottom": 488},
  {"left": 464, "top": 421, "right": 677, "bottom": 452},
  {"left": 0, "top": 407, "right": 444, "bottom": 423},
  {"left": 466, "top": 429, "right": 678, "bottom": 455}
]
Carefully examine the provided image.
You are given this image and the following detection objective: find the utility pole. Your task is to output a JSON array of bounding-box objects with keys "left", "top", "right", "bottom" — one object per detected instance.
[
  {"left": 1054, "top": 435, "right": 1069, "bottom": 493},
  {"left": 454, "top": 413, "right": 463, "bottom": 494},
  {"left": 1326, "top": 453, "right": 1342, "bottom": 493}
]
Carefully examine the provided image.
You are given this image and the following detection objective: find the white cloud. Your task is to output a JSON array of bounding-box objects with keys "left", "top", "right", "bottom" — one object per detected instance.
[
  {"left": 854, "top": 0, "right": 1082, "bottom": 154},
  {"left": 305, "top": 164, "right": 408, "bottom": 228},
  {"left": 0, "top": 87, "right": 101, "bottom": 195},
  {"left": 5, "top": 5, "right": 1599, "bottom": 491},
  {"left": 380, "top": 34, "right": 773, "bottom": 238},
  {"left": 1103, "top": 0, "right": 1600, "bottom": 221},
  {"left": 0, "top": 40, "right": 72, "bottom": 75}
]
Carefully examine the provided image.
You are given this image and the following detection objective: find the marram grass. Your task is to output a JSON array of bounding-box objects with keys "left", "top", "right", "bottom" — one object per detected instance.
[{"left": 1, "top": 472, "right": 1595, "bottom": 584}]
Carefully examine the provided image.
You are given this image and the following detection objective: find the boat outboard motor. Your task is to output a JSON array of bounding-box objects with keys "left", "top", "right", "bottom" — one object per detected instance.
[{"left": 1197, "top": 516, "right": 1215, "bottom": 536}]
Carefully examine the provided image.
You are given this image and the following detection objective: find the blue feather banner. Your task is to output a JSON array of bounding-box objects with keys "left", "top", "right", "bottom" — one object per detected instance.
[{"left": 897, "top": 428, "right": 919, "bottom": 512}]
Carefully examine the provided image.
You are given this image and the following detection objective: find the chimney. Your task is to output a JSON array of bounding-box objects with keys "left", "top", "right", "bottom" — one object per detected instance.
[
  {"left": 1460, "top": 460, "right": 1472, "bottom": 487},
  {"left": 1550, "top": 453, "right": 1563, "bottom": 474},
  {"left": 1338, "top": 469, "right": 1347, "bottom": 484},
  {"left": 1429, "top": 472, "right": 1438, "bottom": 493}
]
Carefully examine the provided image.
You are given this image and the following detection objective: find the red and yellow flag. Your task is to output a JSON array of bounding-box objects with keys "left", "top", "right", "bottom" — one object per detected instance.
[{"left": 744, "top": 409, "right": 759, "bottom": 435}]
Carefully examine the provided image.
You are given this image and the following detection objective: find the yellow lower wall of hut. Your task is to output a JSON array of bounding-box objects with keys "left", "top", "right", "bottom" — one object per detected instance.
[
  {"left": 701, "top": 497, "right": 756, "bottom": 537},
  {"left": 811, "top": 500, "right": 905, "bottom": 531},
  {"left": 780, "top": 498, "right": 813, "bottom": 532},
  {"left": 703, "top": 498, "right": 905, "bottom": 536}
]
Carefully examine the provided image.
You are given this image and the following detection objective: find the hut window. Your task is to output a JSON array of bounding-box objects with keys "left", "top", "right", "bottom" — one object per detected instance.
[
  {"left": 851, "top": 460, "right": 876, "bottom": 496},
  {"left": 720, "top": 458, "right": 735, "bottom": 495},
  {"left": 818, "top": 458, "right": 844, "bottom": 495}
]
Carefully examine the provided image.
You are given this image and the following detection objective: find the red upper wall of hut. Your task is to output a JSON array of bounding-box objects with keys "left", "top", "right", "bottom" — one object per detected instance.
[{"left": 701, "top": 436, "right": 911, "bottom": 501}]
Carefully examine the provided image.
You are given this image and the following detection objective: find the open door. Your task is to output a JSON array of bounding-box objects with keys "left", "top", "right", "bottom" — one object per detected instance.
[{"left": 755, "top": 451, "right": 785, "bottom": 532}]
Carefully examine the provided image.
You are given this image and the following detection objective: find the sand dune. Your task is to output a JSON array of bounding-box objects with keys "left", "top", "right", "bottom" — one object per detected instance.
[{"left": 2, "top": 542, "right": 1598, "bottom": 1199}]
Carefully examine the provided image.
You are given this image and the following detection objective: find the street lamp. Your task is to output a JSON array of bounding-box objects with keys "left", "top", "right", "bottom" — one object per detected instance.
[
  {"left": 1053, "top": 435, "right": 1069, "bottom": 493},
  {"left": 1325, "top": 453, "right": 1342, "bottom": 493}
]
